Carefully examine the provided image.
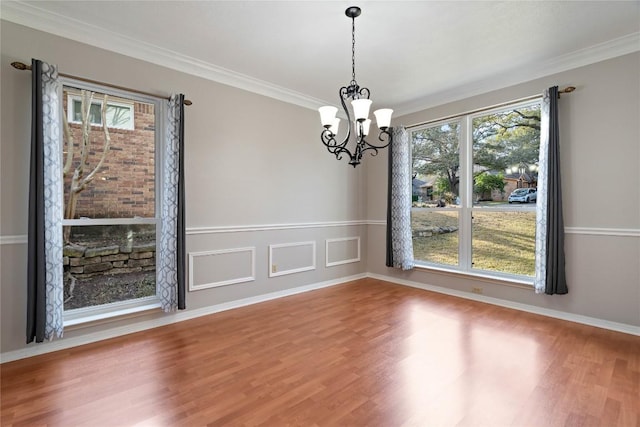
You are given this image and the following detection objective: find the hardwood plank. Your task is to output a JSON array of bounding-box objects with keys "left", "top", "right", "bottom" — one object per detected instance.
[{"left": 2, "top": 278, "right": 639, "bottom": 426}]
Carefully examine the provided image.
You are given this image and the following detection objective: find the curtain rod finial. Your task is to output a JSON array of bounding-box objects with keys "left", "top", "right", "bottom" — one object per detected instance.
[
  {"left": 11, "top": 61, "right": 31, "bottom": 71},
  {"left": 559, "top": 86, "right": 576, "bottom": 97}
]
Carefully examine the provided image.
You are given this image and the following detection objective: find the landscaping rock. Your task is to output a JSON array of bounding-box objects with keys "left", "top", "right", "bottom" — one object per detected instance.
[
  {"left": 127, "top": 258, "right": 155, "bottom": 268},
  {"left": 64, "top": 244, "right": 86, "bottom": 257},
  {"left": 70, "top": 256, "right": 102, "bottom": 267},
  {"left": 102, "top": 254, "right": 130, "bottom": 262},
  {"left": 129, "top": 251, "right": 154, "bottom": 260},
  {"left": 413, "top": 226, "right": 458, "bottom": 237},
  {"left": 132, "top": 242, "right": 156, "bottom": 253},
  {"left": 83, "top": 262, "right": 113, "bottom": 274},
  {"left": 85, "top": 245, "right": 120, "bottom": 258}
]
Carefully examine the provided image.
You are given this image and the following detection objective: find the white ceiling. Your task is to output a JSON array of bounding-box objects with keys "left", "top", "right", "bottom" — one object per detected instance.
[{"left": 3, "top": 1, "right": 639, "bottom": 116}]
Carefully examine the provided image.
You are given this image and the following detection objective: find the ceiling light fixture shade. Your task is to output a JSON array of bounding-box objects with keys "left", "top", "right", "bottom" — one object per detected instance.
[
  {"left": 319, "top": 106, "right": 339, "bottom": 128},
  {"left": 318, "top": 6, "right": 393, "bottom": 167}
]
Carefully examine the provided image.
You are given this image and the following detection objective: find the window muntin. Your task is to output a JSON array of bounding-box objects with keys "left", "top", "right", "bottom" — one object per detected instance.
[
  {"left": 62, "top": 80, "right": 161, "bottom": 315},
  {"left": 410, "top": 100, "right": 541, "bottom": 281}
]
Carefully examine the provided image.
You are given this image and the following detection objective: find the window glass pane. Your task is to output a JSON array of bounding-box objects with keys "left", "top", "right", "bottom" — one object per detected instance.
[
  {"left": 471, "top": 211, "right": 536, "bottom": 276},
  {"left": 72, "top": 99, "right": 102, "bottom": 124},
  {"left": 106, "top": 104, "right": 133, "bottom": 129},
  {"left": 470, "top": 103, "right": 540, "bottom": 276},
  {"left": 63, "top": 224, "right": 156, "bottom": 310},
  {"left": 412, "top": 121, "right": 460, "bottom": 205},
  {"left": 472, "top": 105, "right": 541, "bottom": 205},
  {"left": 63, "top": 87, "right": 155, "bottom": 219},
  {"left": 88, "top": 103, "right": 103, "bottom": 124},
  {"left": 412, "top": 209, "right": 459, "bottom": 266}
]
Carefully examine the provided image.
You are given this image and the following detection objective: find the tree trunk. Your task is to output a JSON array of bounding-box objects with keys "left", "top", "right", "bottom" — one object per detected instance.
[{"left": 62, "top": 90, "right": 111, "bottom": 243}]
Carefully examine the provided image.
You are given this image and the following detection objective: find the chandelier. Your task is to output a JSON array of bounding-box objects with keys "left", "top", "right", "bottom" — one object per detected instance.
[{"left": 318, "top": 6, "right": 393, "bottom": 167}]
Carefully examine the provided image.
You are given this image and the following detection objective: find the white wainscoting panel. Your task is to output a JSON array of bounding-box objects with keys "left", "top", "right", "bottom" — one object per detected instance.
[
  {"left": 326, "top": 236, "right": 361, "bottom": 267},
  {"left": 189, "top": 247, "right": 256, "bottom": 291},
  {"left": 269, "top": 241, "right": 316, "bottom": 278}
]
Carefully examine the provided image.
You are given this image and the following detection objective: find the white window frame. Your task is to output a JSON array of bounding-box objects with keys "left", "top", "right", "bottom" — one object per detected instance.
[
  {"left": 66, "top": 92, "right": 135, "bottom": 130},
  {"left": 411, "top": 98, "right": 541, "bottom": 285},
  {"left": 61, "top": 79, "right": 164, "bottom": 326}
]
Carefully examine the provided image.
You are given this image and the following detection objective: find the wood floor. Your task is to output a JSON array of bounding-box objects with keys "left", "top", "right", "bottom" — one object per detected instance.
[{"left": 2, "top": 278, "right": 639, "bottom": 426}]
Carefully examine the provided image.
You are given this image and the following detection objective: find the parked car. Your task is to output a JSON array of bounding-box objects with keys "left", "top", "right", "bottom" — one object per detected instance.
[{"left": 508, "top": 188, "right": 537, "bottom": 203}]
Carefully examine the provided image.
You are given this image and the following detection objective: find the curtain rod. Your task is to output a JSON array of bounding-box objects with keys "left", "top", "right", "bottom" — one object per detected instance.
[
  {"left": 11, "top": 61, "right": 193, "bottom": 106},
  {"left": 405, "top": 86, "right": 575, "bottom": 130}
]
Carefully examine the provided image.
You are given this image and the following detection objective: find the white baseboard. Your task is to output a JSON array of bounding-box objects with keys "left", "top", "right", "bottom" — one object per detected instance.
[
  {"left": 0, "top": 273, "right": 366, "bottom": 364},
  {"left": 3, "top": 271, "right": 637, "bottom": 363},
  {"left": 367, "top": 272, "right": 640, "bottom": 336}
]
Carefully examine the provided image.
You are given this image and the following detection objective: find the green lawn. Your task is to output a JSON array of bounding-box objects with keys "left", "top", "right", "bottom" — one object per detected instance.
[
  {"left": 412, "top": 210, "right": 459, "bottom": 266},
  {"left": 411, "top": 209, "right": 536, "bottom": 276}
]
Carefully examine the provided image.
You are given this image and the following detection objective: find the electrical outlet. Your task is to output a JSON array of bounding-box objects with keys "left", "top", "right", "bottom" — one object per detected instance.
[
  {"left": 272, "top": 265, "right": 277, "bottom": 273},
  {"left": 472, "top": 287, "right": 483, "bottom": 294}
]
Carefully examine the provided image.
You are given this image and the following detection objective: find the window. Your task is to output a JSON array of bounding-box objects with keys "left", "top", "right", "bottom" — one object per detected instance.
[
  {"left": 66, "top": 92, "right": 135, "bottom": 130},
  {"left": 411, "top": 100, "right": 541, "bottom": 281},
  {"left": 62, "top": 81, "right": 162, "bottom": 319}
]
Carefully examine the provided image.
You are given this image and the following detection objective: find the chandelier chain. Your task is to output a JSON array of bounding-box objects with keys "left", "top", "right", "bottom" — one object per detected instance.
[{"left": 351, "top": 15, "right": 356, "bottom": 84}]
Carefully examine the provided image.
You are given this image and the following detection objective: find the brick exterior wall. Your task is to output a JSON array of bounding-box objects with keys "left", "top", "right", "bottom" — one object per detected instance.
[{"left": 63, "top": 92, "right": 156, "bottom": 218}]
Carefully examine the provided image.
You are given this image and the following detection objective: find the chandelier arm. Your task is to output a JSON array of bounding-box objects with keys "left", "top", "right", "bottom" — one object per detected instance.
[
  {"left": 361, "top": 129, "right": 392, "bottom": 152},
  {"left": 321, "top": 128, "right": 353, "bottom": 162},
  {"left": 339, "top": 86, "right": 353, "bottom": 144},
  {"left": 358, "top": 143, "right": 380, "bottom": 159},
  {"left": 378, "top": 128, "right": 392, "bottom": 146}
]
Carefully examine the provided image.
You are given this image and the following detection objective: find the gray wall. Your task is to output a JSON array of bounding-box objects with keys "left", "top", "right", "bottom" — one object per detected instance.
[
  {"left": 365, "top": 52, "right": 640, "bottom": 327},
  {"left": 1, "top": 21, "right": 638, "bottom": 358},
  {"left": 0, "top": 21, "right": 367, "bottom": 355}
]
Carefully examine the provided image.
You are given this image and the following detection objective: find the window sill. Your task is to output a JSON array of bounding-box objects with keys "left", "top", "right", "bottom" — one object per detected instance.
[
  {"left": 412, "top": 263, "right": 534, "bottom": 290},
  {"left": 64, "top": 298, "right": 162, "bottom": 330}
]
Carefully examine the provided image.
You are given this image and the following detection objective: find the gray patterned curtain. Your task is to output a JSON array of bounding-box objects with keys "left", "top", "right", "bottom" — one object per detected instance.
[
  {"left": 385, "top": 126, "right": 415, "bottom": 270},
  {"left": 27, "top": 59, "right": 64, "bottom": 343},
  {"left": 534, "top": 86, "right": 568, "bottom": 295},
  {"left": 157, "top": 94, "right": 186, "bottom": 311}
]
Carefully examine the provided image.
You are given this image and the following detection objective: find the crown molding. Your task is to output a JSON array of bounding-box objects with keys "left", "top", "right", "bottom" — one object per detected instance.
[
  {"left": 0, "top": 1, "right": 329, "bottom": 111},
  {"left": 394, "top": 32, "right": 640, "bottom": 117},
  {"left": 2, "top": 2, "right": 638, "bottom": 116}
]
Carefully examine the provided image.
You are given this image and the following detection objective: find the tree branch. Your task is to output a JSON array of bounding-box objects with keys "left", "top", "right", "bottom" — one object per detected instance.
[
  {"left": 79, "top": 94, "right": 111, "bottom": 190},
  {"left": 62, "top": 113, "right": 75, "bottom": 176}
]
